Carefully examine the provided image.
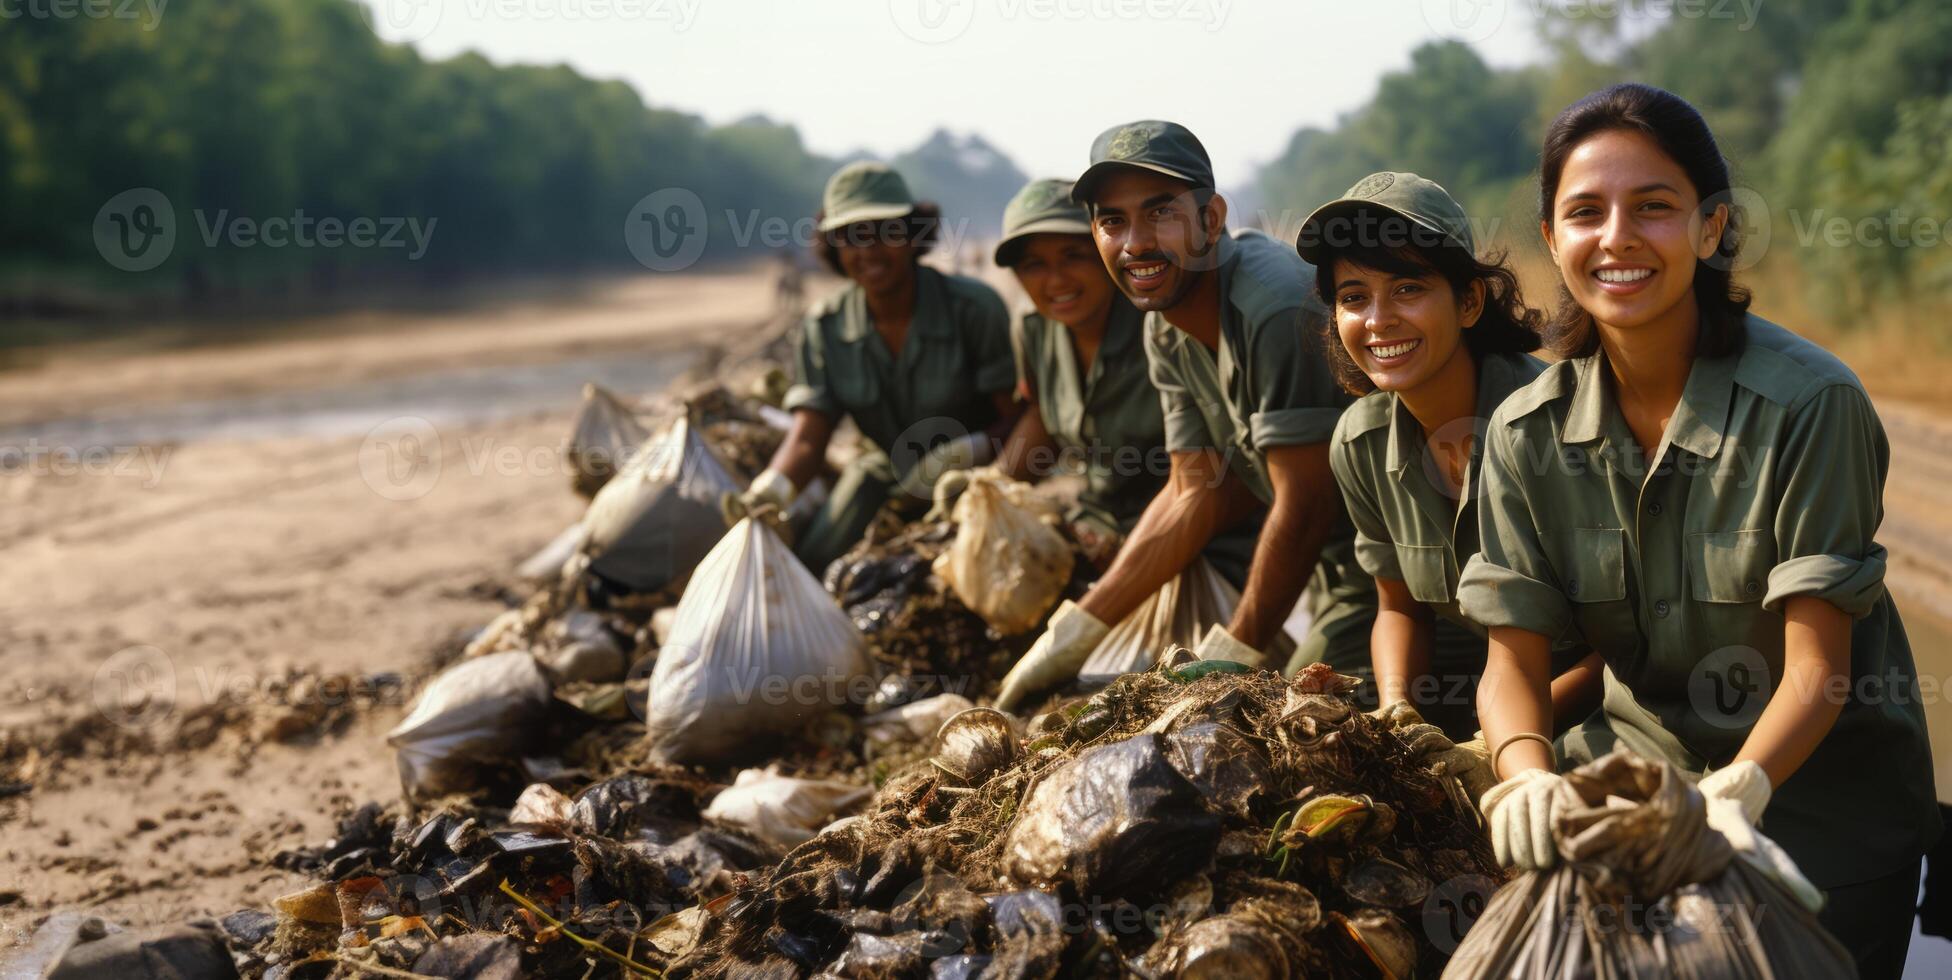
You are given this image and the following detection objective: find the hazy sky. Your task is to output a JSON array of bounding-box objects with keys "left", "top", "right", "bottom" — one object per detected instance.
[{"left": 368, "top": 0, "right": 1544, "bottom": 189}]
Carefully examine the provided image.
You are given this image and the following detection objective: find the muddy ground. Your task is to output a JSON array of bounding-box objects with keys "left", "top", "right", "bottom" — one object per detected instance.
[{"left": 1, "top": 266, "right": 1949, "bottom": 957}]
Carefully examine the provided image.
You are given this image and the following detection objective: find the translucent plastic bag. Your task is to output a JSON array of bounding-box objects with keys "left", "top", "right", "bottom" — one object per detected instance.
[
  {"left": 930, "top": 468, "right": 1073, "bottom": 636},
  {"left": 581, "top": 415, "right": 740, "bottom": 594},
  {"left": 567, "top": 383, "right": 650, "bottom": 499},
  {"left": 1078, "top": 557, "right": 1239, "bottom": 684},
  {"left": 646, "top": 518, "right": 870, "bottom": 763},
  {"left": 1443, "top": 751, "right": 1855, "bottom": 980},
  {"left": 701, "top": 766, "right": 872, "bottom": 849},
  {"left": 387, "top": 651, "right": 552, "bottom": 799}
]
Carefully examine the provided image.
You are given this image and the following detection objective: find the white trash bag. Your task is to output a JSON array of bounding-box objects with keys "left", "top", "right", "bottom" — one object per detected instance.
[
  {"left": 1079, "top": 558, "right": 1240, "bottom": 684},
  {"left": 931, "top": 468, "right": 1074, "bottom": 636},
  {"left": 646, "top": 518, "right": 869, "bottom": 764},
  {"left": 567, "top": 383, "right": 651, "bottom": 499},
  {"left": 387, "top": 651, "right": 552, "bottom": 799},
  {"left": 701, "top": 766, "right": 872, "bottom": 849},
  {"left": 581, "top": 415, "right": 740, "bottom": 594}
]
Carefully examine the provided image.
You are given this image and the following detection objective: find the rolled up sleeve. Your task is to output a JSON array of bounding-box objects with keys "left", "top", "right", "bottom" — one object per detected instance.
[
  {"left": 1763, "top": 384, "right": 1890, "bottom": 617},
  {"left": 1245, "top": 304, "right": 1345, "bottom": 449},
  {"left": 1457, "top": 419, "right": 1574, "bottom": 639},
  {"left": 782, "top": 314, "right": 840, "bottom": 419},
  {"left": 1329, "top": 430, "right": 1401, "bottom": 581},
  {"left": 1147, "top": 326, "right": 1213, "bottom": 451}
]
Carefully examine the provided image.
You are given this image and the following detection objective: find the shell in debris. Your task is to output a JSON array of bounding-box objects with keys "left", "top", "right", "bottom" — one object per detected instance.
[
  {"left": 1335, "top": 910, "right": 1417, "bottom": 980},
  {"left": 1342, "top": 857, "right": 1432, "bottom": 908},
  {"left": 930, "top": 707, "right": 1019, "bottom": 787},
  {"left": 1169, "top": 915, "right": 1291, "bottom": 980}
]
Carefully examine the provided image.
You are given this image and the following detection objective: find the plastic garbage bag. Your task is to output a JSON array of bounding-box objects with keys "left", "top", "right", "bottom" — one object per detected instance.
[
  {"left": 1079, "top": 557, "right": 1239, "bottom": 684},
  {"left": 567, "top": 383, "right": 650, "bottom": 499},
  {"left": 581, "top": 415, "right": 740, "bottom": 594},
  {"left": 386, "top": 651, "right": 552, "bottom": 799},
  {"left": 701, "top": 766, "right": 872, "bottom": 849},
  {"left": 515, "top": 521, "right": 588, "bottom": 584},
  {"left": 1003, "top": 733, "right": 1221, "bottom": 903},
  {"left": 645, "top": 518, "right": 869, "bottom": 763},
  {"left": 1442, "top": 750, "right": 1855, "bottom": 980},
  {"left": 861, "top": 692, "right": 977, "bottom": 751},
  {"left": 930, "top": 468, "right": 1073, "bottom": 636}
]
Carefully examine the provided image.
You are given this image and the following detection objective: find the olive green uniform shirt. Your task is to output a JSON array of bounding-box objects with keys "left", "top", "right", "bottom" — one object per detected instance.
[
  {"left": 1015, "top": 294, "right": 1258, "bottom": 585},
  {"left": 1141, "top": 232, "right": 1375, "bottom": 672},
  {"left": 785, "top": 266, "right": 1015, "bottom": 572},
  {"left": 1457, "top": 316, "right": 1940, "bottom": 888}
]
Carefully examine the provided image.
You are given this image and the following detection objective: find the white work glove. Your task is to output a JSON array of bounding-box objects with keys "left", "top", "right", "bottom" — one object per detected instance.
[
  {"left": 1193, "top": 623, "right": 1264, "bottom": 666},
  {"left": 722, "top": 468, "right": 796, "bottom": 526},
  {"left": 1368, "top": 704, "right": 1498, "bottom": 803},
  {"left": 1699, "top": 761, "right": 1824, "bottom": 912},
  {"left": 897, "top": 433, "right": 994, "bottom": 504},
  {"left": 993, "top": 600, "right": 1110, "bottom": 713},
  {"left": 1480, "top": 768, "right": 1572, "bottom": 871}
]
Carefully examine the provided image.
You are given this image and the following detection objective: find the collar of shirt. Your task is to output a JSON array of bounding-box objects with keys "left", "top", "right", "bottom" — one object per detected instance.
[
  {"left": 1561, "top": 341, "right": 1738, "bottom": 464},
  {"left": 834, "top": 265, "right": 955, "bottom": 356}
]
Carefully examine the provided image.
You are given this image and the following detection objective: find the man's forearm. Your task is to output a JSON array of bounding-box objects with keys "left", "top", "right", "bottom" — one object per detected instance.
[
  {"left": 1227, "top": 490, "right": 1332, "bottom": 650},
  {"left": 1078, "top": 461, "right": 1228, "bottom": 626}
]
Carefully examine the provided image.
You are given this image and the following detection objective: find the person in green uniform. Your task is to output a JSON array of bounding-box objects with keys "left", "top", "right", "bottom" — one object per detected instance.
[
  {"left": 1299, "top": 171, "right": 1605, "bottom": 742},
  {"left": 988, "top": 177, "right": 1258, "bottom": 583},
  {"left": 733, "top": 162, "right": 1019, "bottom": 575},
  {"left": 995, "top": 120, "right": 1375, "bottom": 711},
  {"left": 1457, "top": 84, "right": 1938, "bottom": 978}
]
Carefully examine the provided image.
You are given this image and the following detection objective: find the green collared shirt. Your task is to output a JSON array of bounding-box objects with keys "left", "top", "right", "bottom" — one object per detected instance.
[
  {"left": 785, "top": 266, "right": 1016, "bottom": 458},
  {"left": 1014, "top": 295, "right": 1166, "bottom": 530},
  {"left": 1142, "top": 231, "right": 1366, "bottom": 603},
  {"left": 1330, "top": 351, "right": 1546, "bottom": 632},
  {"left": 1457, "top": 315, "right": 1939, "bottom": 887}
]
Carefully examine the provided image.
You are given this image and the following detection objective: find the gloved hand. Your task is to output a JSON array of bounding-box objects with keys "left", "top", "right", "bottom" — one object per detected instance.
[
  {"left": 1193, "top": 623, "right": 1264, "bottom": 666},
  {"left": 722, "top": 468, "right": 796, "bottom": 526},
  {"left": 1369, "top": 705, "right": 1498, "bottom": 803},
  {"left": 1697, "top": 759, "right": 1771, "bottom": 825},
  {"left": 993, "top": 600, "right": 1111, "bottom": 713},
  {"left": 1480, "top": 768, "right": 1572, "bottom": 871},
  {"left": 1698, "top": 761, "right": 1823, "bottom": 912},
  {"left": 896, "top": 433, "right": 994, "bottom": 504}
]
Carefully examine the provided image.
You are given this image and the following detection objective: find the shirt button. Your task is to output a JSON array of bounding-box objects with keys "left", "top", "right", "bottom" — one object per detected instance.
[
  {"left": 1647, "top": 502, "right": 1663, "bottom": 517},
  {"left": 1746, "top": 580, "right": 1761, "bottom": 596},
  {"left": 1655, "top": 599, "right": 1671, "bottom": 617},
  {"left": 1567, "top": 578, "right": 1580, "bottom": 598}
]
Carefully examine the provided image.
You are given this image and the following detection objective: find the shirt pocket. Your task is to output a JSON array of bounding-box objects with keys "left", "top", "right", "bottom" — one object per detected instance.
[
  {"left": 828, "top": 350, "right": 883, "bottom": 414},
  {"left": 1396, "top": 543, "right": 1456, "bottom": 605},
  {"left": 1687, "top": 529, "right": 1776, "bottom": 604},
  {"left": 1547, "top": 527, "right": 1628, "bottom": 603}
]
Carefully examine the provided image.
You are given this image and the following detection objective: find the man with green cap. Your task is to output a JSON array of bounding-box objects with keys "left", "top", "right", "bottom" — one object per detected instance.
[
  {"left": 989, "top": 176, "right": 1260, "bottom": 578},
  {"left": 731, "top": 161, "right": 1018, "bottom": 575},
  {"left": 995, "top": 121, "right": 1376, "bottom": 711}
]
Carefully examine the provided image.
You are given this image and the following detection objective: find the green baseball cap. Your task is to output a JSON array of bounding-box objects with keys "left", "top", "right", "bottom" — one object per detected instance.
[
  {"left": 994, "top": 178, "right": 1092, "bottom": 267},
  {"left": 818, "top": 161, "right": 917, "bottom": 233},
  {"left": 1295, "top": 171, "right": 1474, "bottom": 266},
  {"left": 1072, "top": 120, "right": 1215, "bottom": 204}
]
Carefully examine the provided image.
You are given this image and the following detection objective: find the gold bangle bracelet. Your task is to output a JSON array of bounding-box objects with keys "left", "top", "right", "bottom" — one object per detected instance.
[{"left": 1491, "top": 732, "right": 1554, "bottom": 773}]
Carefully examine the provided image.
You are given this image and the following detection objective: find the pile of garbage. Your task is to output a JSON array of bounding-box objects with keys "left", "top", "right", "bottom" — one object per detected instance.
[{"left": 674, "top": 661, "right": 1504, "bottom": 977}]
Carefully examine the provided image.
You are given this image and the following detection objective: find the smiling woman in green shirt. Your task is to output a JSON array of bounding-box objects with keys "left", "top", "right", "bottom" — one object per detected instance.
[
  {"left": 1457, "top": 84, "right": 1938, "bottom": 978},
  {"left": 1298, "top": 171, "right": 1603, "bottom": 743},
  {"left": 733, "top": 162, "right": 1019, "bottom": 575}
]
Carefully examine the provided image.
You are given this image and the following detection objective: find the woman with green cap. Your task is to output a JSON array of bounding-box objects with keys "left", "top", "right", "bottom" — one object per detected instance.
[
  {"left": 732, "top": 161, "right": 1018, "bottom": 575},
  {"left": 1298, "top": 171, "right": 1602, "bottom": 745},
  {"left": 1458, "top": 84, "right": 1936, "bottom": 977},
  {"left": 990, "top": 177, "right": 1258, "bottom": 581}
]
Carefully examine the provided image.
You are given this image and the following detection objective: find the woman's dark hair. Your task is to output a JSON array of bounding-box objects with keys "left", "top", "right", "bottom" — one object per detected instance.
[
  {"left": 811, "top": 201, "right": 942, "bottom": 276},
  {"left": 1538, "top": 83, "right": 1750, "bottom": 359},
  {"left": 1312, "top": 222, "right": 1545, "bottom": 396}
]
